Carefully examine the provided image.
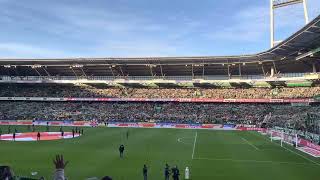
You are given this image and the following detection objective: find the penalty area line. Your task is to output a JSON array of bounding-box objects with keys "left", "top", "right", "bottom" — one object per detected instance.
[
  {"left": 241, "top": 137, "right": 259, "bottom": 150},
  {"left": 191, "top": 131, "right": 198, "bottom": 160}
]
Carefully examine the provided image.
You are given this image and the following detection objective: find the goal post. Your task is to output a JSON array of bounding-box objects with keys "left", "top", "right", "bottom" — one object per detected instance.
[
  {"left": 265, "top": 129, "right": 320, "bottom": 157},
  {"left": 268, "top": 129, "right": 298, "bottom": 147}
]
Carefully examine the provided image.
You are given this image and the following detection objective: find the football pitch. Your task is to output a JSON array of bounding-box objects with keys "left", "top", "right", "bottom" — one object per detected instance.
[{"left": 0, "top": 126, "right": 319, "bottom": 180}]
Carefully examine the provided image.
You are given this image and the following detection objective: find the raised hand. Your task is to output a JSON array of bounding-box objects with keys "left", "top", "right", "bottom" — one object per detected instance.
[{"left": 53, "top": 155, "right": 69, "bottom": 169}]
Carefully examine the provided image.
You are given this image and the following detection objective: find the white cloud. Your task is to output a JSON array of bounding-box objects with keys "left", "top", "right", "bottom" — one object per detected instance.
[{"left": 0, "top": 0, "right": 319, "bottom": 58}]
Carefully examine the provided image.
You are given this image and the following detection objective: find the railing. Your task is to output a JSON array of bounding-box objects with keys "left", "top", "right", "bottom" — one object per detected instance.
[{"left": 0, "top": 73, "right": 310, "bottom": 82}]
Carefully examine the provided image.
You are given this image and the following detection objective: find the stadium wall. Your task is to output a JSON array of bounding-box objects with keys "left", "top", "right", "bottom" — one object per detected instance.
[{"left": 0, "top": 97, "right": 316, "bottom": 103}]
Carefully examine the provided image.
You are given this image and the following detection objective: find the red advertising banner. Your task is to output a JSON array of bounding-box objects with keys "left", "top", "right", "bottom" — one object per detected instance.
[{"left": 139, "top": 123, "right": 156, "bottom": 128}]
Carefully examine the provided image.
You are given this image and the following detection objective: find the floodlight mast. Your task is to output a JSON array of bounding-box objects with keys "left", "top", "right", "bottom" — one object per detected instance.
[{"left": 270, "top": 0, "right": 309, "bottom": 48}]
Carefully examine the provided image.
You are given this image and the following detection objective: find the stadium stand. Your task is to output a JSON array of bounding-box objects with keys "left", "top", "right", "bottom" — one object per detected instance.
[
  {"left": 0, "top": 101, "right": 319, "bottom": 134},
  {"left": 0, "top": 83, "right": 320, "bottom": 99}
]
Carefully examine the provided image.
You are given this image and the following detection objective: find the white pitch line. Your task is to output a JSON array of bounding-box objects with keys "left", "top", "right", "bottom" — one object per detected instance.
[
  {"left": 193, "top": 157, "right": 317, "bottom": 166},
  {"left": 191, "top": 131, "right": 198, "bottom": 159},
  {"left": 241, "top": 137, "right": 259, "bottom": 150},
  {"left": 281, "top": 144, "right": 320, "bottom": 166},
  {"left": 251, "top": 131, "right": 320, "bottom": 166}
]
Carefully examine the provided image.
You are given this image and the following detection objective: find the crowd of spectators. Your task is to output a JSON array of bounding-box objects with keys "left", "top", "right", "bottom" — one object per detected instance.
[
  {"left": 0, "top": 83, "right": 320, "bottom": 99},
  {"left": 1, "top": 101, "right": 319, "bottom": 132},
  {"left": 1, "top": 83, "right": 320, "bottom": 134}
]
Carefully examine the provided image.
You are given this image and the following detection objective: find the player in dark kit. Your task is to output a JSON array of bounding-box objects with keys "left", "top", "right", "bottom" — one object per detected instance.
[
  {"left": 143, "top": 164, "right": 148, "bottom": 180},
  {"left": 46, "top": 121, "right": 49, "bottom": 131},
  {"left": 0, "top": 128, "right": 2, "bottom": 139},
  {"left": 172, "top": 166, "right": 180, "bottom": 180},
  {"left": 119, "top": 145, "right": 125, "bottom": 158},
  {"left": 13, "top": 132, "right": 16, "bottom": 141},
  {"left": 164, "top": 164, "right": 170, "bottom": 180},
  {"left": 72, "top": 129, "right": 75, "bottom": 138},
  {"left": 126, "top": 130, "right": 129, "bottom": 140},
  {"left": 37, "top": 132, "right": 41, "bottom": 141}
]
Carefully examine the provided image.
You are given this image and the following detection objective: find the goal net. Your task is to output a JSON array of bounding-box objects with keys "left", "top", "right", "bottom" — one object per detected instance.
[
  {"left": 266, "top": 129, "right": 320, "bottom": 157},
  {"left": 267, "top": 129, "right": 298, "bottom": 147}
]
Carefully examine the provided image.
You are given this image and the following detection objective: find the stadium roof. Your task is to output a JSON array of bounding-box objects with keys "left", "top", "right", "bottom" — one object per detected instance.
[{"left": 0, "top": 14, "right": 320, "bottom": 76}]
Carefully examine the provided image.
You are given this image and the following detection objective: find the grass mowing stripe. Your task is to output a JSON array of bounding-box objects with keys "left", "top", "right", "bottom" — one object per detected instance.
[
  {"left": 193, "top": 157, "right": 317, "bottom": 166},
  {"left": 191, "top": 131, "right": 198, "bottom": 159},
  {"left": 241, "top": 137, "right": 259, "bottom": 150}
]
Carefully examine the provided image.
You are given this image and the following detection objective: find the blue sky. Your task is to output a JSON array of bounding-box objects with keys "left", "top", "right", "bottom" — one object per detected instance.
[{"left": 0, "top": 0, "right": 319, "bottom": 58}]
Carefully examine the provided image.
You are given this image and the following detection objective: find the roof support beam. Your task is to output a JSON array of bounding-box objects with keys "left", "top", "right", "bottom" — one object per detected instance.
[
  {"left": 191, "top": 65, "right": 194, "bottom": 79},
  {"left": 108, "top": 66, "right": 115, "bottom": 77},
  {"left": 160, "top": 65, "right": 165, "bottom": 78},
  {"left": 32, "top": 67, "right": 42, "bottom": 77},
  {"left": 296, "top": 47, "right": 320, "bottom": 60},
  {"left": 148, "top": 65, "right": 154, "bottom": 77},
  {"left": 261, "top": 64, "right": 266, "bottom": 77},
  {"left": 80, "top": 67, "right": 87, "bottom": 77},
  {"left": 118, "top": 66, "right": 125, "bottom": 77},
  {"left": 70, "top": 67, "right": 79, "bottom": 78},
  {"left": 312, "top": 62, "right": 317, "bottom": 73},
  {"left": 272, "top": 61, "right": 278, "bottom": 74},
  {"left": 202, "top": 65, "right": 205, "bottom": 79},
  {"left": 42, "top": 67, "right": 51, "bottom": 77}
]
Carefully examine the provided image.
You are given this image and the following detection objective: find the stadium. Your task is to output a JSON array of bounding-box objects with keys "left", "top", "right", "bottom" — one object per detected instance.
[{"left": 1, "top": 0, "right": 320, "bottom": 179}]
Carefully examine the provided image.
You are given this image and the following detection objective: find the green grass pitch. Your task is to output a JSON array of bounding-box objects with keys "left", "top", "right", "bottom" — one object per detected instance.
[{"left": 0, "top": 126, "right": 319, "bottom": 180}]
